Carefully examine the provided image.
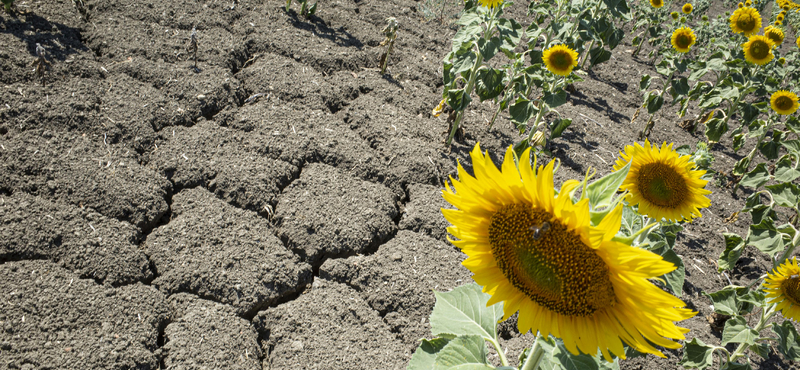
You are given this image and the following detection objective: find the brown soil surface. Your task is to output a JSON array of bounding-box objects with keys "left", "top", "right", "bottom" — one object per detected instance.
[{"left": 1, "top": 0, "right": 798, "bottom": 369}]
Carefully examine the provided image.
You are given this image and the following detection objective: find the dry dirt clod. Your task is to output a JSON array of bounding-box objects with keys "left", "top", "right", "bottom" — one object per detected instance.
[{"left": 30, "top": 43, "right": 51, "bottom": 87}]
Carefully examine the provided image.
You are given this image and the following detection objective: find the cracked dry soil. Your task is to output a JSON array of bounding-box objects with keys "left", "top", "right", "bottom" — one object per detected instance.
[{"left": 1, "top": 0, "right": 798, "bottom": 369}]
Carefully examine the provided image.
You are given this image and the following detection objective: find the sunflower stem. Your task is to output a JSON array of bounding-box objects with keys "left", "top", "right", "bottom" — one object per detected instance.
[
  {"left": 732, "top": 117, "right": 775, "bottom": 192},
  {"left": 520, "top": 333, "right": 546, "bottom": 370},
  {"left": 775, "top": 227, "right": 799, "bottom": 269},
  {"left": 729, "top": 304, "right": 776, "bottom": 363},
  {"left": 613, "top": 221, "right": 659, "bottom": 245},
  {"left": 488, "top": 337, "right": 509, "bottom": 367}
]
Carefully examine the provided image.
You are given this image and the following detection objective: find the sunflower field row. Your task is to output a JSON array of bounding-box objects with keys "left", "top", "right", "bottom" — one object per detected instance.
[{"left": 415, "top": 0, "right": 800, "bottom": 369}]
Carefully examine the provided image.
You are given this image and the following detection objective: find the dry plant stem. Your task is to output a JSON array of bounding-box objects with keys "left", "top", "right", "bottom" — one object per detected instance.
[
  {"left": 520, "top": 333, "right": 545, "bottom": 370},
  {"left": 729, "top": 304, "right": 777, "bottom": 363}
]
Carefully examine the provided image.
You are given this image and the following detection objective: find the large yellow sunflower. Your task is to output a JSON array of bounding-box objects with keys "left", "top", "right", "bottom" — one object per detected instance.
[
  {"left": 770, "top": 90, "right": 799, "bottom": 115},
  {"left": 613, "top": 140, "right": 711, "bottom": 222},
  {"left": 542, "top": 44, "right": 578, "bottom": 77},
  {"left": 478, "top": 0, "right": 502, "bottom": 8},
  {"left": 442, "top": 144, "right": 695, "bottom": 361},
  {"left": 729, "top": 7, "right": 762, "bottom": 35},
  {"left": 682, "top": 3, "right": 693, "bottom": 14},
  {"left": 671, "top": 27, "right": 696, "bottom": 53},
  {"left": 743, "top": 35, "right": 775, "bottom": 65},
  {"left": 764, "top": 25, "right": 785, "bottom": 46},
  {"left": 650, "top": 0, "right": 664, "bottom": 8},
  {"left": 765, "top": 257, "right": 800, "bottom": 321}
]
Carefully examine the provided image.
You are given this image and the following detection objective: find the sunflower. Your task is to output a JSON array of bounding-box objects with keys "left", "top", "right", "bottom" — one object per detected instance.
[
  {"left": 779, "top": 57, "right": 786, "bottom": 65},
  {"left": 738, "top": 2, "right": 744, "bottom": 8},
  {"left": 478, "top": 0, "right": 502, "bottom": 8},
  {"left": 442, "top": 144, "right": 695, "bottom": 361},
  {"left": 650, "top": 0, "right": 664, "bottom": 8},
  {"left": 542, "top": 44, "right": 578, "bottom": 77},
  {"left": 764, "top": 26, "right": 785, "bottom": 46},
  {"left": 682, "top": 3, "right": 693, "bottom": 14},
  {"left": 797, "top": 36, "right": 800, "bottom": 48},
  {"left": 729, "top": 7, "right": 762, "bottom": 35},
  {"left": 743, "top": 35, "right": 775, "bottom": 65},
  {"left": 613, "top": 140, "right": 711, "bottom": 222},
  {"left": 777, "top": 13, "right": 785, "bottom": 22},
  {"left": 745, "top": 0, "right": 751, "bottom": 5},
  {"left": 671, "top": 27, "right": 696, "bottom": 53},
  {"left": 770, "top": 90, "right": 799, "bottom": 115},
  {"left": 765, "top": 257, "right": 800, "bottom": 321},
  {"left": 671, "top": 11, "right": 679, "bottom": 20}
]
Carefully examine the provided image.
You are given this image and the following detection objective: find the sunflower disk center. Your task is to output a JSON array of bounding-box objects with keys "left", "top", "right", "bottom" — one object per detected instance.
[
  {"left": 781, "top": 276, "right": 800, "bottom": 306},
  {"left": 776, "top": 97, "right": 793, "bottom": 110},
  {"left": 677, "top": 35, "right": 692, "bottom": 48},
  {"left": 736, "top": 15, "right": 755, "bottom": 31},
  {"left": 637, "top": 162, "right": 688, "bottom": 207},
  {"left": 488, "top": 204, "right": 615, "bottom": 317},
  {"left": 751, "top": 41, "right": 769, "bottom": 59}
]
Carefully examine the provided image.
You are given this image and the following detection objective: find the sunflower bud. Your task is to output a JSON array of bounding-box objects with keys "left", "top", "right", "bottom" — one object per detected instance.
[
  {"left": 671, "top": 11, "right": 679, "bottom": 20},
  {"left": 702, "top": 15, "right": 708, "bottom": 21},
  {"left": 779, "top": 57, "right": 786, "bottom": 65},
  {"left": 530, "top": 131, "right": 546, "bottom": 148},
  {"left": 432, "top": 98, "right": 446, "bottom": 117}
]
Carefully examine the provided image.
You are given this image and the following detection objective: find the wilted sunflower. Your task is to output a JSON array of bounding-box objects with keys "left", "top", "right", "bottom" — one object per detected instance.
[
  {"left": 743, "top": 35, "right": 775, "bottom": 65},
  {"left": 765, "top": 257, "right": 800, "bottom": 321},
  {"left": 613, "top": 140, "right": 711, "bottom": 222},
  {"left": 730, "top": 7, "right": 762, "bottom": 35},
  {"left": 770, "top": 90, "right": 799, "bottom": 115},
  {"left": 682, "top": 3, "right": 693, "bottom": 14},
  {"left": 478, "top": 0, "right": 502, "bottom": 8},
  {"left": 671, "top": 27, "right": 696, "bottom": 53},
  {"left": 650, "top": 0, "right": 664, "bottom": 8},
  {"left": 542, "top": 44, "right": 578, "bottom": 77},
  {"left": 442, "top": 144, "right": 696, "bottom": 361},
  {"left": 764, "top": 26, "right": 785, "bottom": 46}
]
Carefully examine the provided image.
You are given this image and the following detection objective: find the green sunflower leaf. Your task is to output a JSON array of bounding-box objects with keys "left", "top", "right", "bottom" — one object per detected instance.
[
  {"left": 765, "top": 183, "right": 800, "bottom": 208},
  {"left": 785, "top": 116, "right": 800, "bottom": 134},
  {"left": 589, "top": 47, "right": 611, "bottom": 66},
  {"left": 721, "top": 315, "right": 758, "bottom": 346},
  {"left": 720, "top": 361, "right": 752, "bottom": 370},
  {"left": 475, "top": 67, "right": 505, "bottom": 102},
  {"left": 586, "top": 161, "right": 630, "bottom": 211},
  {"left": 704, "top": 118, "right": 727, "bottom": 144},
  {"left": 639, "top": 74, "right": 651, "bottom": 92},
  {"left": 747, "top": 218, "right": 784, "bottom": 258},
  {"left": 549, "top": 118, "right": 572, "bottom": 139},
  {"left": 738, "top": 163, "right": 770, "bottom": 189},
  {"left": 717, "top": 233, "right": 745, "bottom": 272},
  {"left": 432, "top": 335, "right": 492, "bottom": 370},
  {"left": 477, "top": 37, "right": 500, "bottom": 62},
  {"left": 430, "top": 283, "right": 503, "bottom": 342},
  {"left": 509, "top": 97, "right": 537, "bottom": 127},
  {"left": 645, "top": 92, "right": 664, "bottom": 114},
  {"left": 539, "top": 336, "right": 620, "bottom": 370},
  {"left": 757, "top": 130, "right": 783, "bottom": 160},
  {"left": 774, "top": 155, "right": 800, "bottom": 183},
  {"left": 679, "top": 338, "right": 715, "bottom": 369},
  {"left": 772, "top": 321, "right": 800, "bottom": 362},
  {"left": 408, "top": 337, "right": 452, "bottom": 370},
  {"left": 649, "top": 243, "right": 685, "bottom": 296},
  {"left": 670, "top": 77, "right": 691, "bottom": 99},
  {"left": 447, "top": 88, "right": 472, "bottom": 112},
  {"left": 750, "top": 341, "right": 771, "bottom": 359},
  {"left": 543, "top": 90, "right": 568, "bottom": 109},
  {"left": 704, "top": 286, "right": 744, "bottom": 316}
]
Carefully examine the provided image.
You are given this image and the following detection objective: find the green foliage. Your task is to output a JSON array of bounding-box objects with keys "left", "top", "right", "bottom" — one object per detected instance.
[
  {"left": 1, "top": 0, "right": 12, "bottom": 14},
  {"left": 285, "top": 0, "right": 317, "bottom": 17},
  {"left": 679, "top": 338, "right": 715, "bottom": 369}
]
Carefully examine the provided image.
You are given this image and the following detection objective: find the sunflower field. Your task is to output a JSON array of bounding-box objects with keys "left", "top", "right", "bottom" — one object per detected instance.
[{"left": 416, "top": 0, "right": 800, "bottom": 369}]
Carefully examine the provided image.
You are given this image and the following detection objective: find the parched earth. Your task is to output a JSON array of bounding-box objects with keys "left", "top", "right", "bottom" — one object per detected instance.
[{"left": 0, "top": 0, "right": 798, "bottom": 369}]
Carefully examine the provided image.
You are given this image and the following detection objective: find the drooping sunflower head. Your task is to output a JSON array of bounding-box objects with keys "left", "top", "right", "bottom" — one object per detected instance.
[
  {"left": 743, "top": 35, "right": 775, "bottom": 65},
  {"left": 442, "top": 143, "right": 695, "bottom": 361},
  {"left": 671, "top": 27, "right": 697, "bottom": 53},
  {"left": 765, "top": 257, "right": 800, "bottom": 321},
  {"left": 730, "top": 7, "right": 762, "bottom": 35},
  {"left": 650, "top": 0, "right": 664, "bottom": 8},
  {"left": 613, "top": 140, "right": 711, "bottom": 222},
  {"left": 764, "top": 26, "right": 785, "bottom": 46},
  {"left": 671, "top": 11, "right": 680, "bottom": 20},
  {"left": 770, "top": 90, "right": 799, "bottom": 115},
  {"left": 542, "top": 44, "right": 579, "bottom": 77},
  {"left": 682, "top": 3, "right": 693, "bottom": 14},
  {"left": 478, "top": 0, "right": 502, "bottom": 8}
]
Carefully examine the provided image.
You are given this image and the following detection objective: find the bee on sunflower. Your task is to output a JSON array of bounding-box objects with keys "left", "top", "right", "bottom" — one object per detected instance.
[
  {"left": 770, "top": 90, "right": 799, "bottom": 115},
  {"left": 650, "top": 0, "right": 664, "bottom": 8},
  {"left": 671, "top": 27, "right": 696, "bottom": 53},
  {"left": 613, "top": 140, "right": 711, "bottom": 222},
  {"left": 764, "top": 25, "right": 785, "bottom": 47},
  {"left": 743, "top": 35, "right": 776, "bottom": 65},
  {"left": 442, "top": 144, "right": 696, "bottom": 361},
  {"left": 729, "top": 6, "right": 762, "bottom": 36},
  {"left": 542, "top": 44, "right": 579, "bottom": 77},
  {"left": 682, "top": 3, "right": 693, "bottom": 14},
  {"left": 765, "top": 257, "right": 800, "bottom": 321}
]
